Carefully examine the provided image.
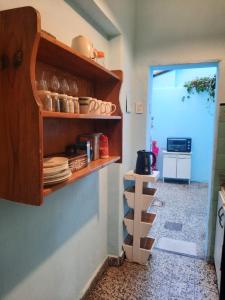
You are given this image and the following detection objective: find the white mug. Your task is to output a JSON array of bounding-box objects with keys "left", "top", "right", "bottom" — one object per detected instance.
[
  {"left": 79, "top": 97, "right": 99, "bottom": 114},
  {"left": 89, "top": 98, "right": 100, "bottom": 114},
  {"left": 96, "top": 100, "right": 106, "bottom": 115},
  {"left": 106, "top": 102, "right": 117, "bottom": 115}
]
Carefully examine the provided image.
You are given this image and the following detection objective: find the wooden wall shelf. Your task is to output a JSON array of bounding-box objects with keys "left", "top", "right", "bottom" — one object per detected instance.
[
  {"left": 43, "top": 156, "right": 120, "bottom": 196},
  {"left": 0, "top": 7, "right": 123, "bottom": 206}
]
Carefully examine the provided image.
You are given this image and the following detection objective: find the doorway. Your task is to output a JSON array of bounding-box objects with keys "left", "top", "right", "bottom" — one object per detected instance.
[{"left": 147, "top": 62, "right": 218, "bottom": 258}]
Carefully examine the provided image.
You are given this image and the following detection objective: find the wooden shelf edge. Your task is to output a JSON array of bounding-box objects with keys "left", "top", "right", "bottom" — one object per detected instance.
[
  {"left": 40, "top": 32, "right": 121, "bottom": 81},
  {"left": 41, "top": 111, "right": 122, "bottom": 120},
  {"left": 43, "top": 156, "right": 120, "bottom": 196}
]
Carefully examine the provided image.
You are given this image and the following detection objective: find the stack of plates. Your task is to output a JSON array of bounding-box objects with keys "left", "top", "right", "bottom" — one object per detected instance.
[{"left": 43, "top": 157, "right": 72, "bottom": 186}]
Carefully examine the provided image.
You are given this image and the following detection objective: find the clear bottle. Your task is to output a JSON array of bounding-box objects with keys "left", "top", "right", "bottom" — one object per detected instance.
[
  {"left": 51, "top": 92, "right": 60, "bottom": 112},
  {"left": 42, "top": 91, "right": 52, "bottom": 111},
  {"left": 59, "top": 94, "right": 69, "bottom": 113}
]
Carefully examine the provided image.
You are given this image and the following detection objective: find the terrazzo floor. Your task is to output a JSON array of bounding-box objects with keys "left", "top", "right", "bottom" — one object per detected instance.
[
  {"left": 149, "top": 181, "right": 208, "bottom": 258},
  {"left": 85, "top": 181, "right": 219, "bottom": 300}
]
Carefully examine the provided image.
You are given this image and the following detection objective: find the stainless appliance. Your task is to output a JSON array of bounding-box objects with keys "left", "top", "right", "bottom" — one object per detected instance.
[
  {"left": 214, "top": 190, "right": 225, "bottom": 292},
  {"left": 167, "top": 138, "right": 192, "bottom": 153}
]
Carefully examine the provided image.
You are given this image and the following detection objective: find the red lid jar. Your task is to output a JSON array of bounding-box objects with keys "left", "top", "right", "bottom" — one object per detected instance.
[{"left": 99, "top": 134, "right": 109, "bottom": 158}]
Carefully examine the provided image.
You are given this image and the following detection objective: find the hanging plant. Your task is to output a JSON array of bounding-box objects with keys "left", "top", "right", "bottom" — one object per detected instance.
[{"left": 182, "top": 75, "right": 216, "bottom": 102}]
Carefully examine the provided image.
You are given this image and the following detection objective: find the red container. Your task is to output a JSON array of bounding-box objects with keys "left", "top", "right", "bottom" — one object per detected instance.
[{"left": 99, "top": 135, "right": 109, "bottom": 158}]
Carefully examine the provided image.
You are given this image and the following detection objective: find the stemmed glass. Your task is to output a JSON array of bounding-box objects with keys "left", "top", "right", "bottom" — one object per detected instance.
[
  {"left": 38, "top": 71, "right": 48, "bottom": 91},
  {"left": 61, "top": 78, "right": 70, "bottom": 95},
  {"left": 69, "top": 80, "right": 79, "bottom": 96},
  {"left": 51, "top": 75, "right": 60, "bottom": 92}
]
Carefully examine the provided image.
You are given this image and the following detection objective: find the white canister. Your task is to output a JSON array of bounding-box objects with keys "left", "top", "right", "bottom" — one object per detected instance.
[
  {"left": 73, "top": 97, "right": 79, "bottom": 114},
  {"left": 71, "top": 35, "right": 93, "bottom": 59},
  {"left": 68, "top": 96, "right": 75, "bottom": 113}
]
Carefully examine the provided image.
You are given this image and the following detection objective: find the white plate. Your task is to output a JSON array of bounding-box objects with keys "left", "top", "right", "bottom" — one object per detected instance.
[
  {"left": 43, "top": 157, "right": 68, "bottom": 168},
  {"left": 44, "top": 170, "right": 72, "bottom": 186},
  {"left": 43, "top": 163, "right": 69, "bottom": 175},
  {"left": 44, "top": 169, "right": 71, "bottom": 180}
]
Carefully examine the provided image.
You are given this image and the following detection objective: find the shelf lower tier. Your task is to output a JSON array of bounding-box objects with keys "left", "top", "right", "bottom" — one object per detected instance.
[
  {"left": 124, "top": 186, "right": 157, "bottom": 211},
  {"left": 124, "top": 211, "right": 156, "bottom": 237},
  {"left": 123, "top": 234, "right": 155, "bottom": 265},
  {"left": 43, "top": 156, "right": 120, "bottom": 196}
]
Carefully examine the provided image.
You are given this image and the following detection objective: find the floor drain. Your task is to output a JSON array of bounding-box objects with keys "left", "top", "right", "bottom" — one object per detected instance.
[
  {"left": 152, "top": 199, "right": 164, "bottom": 207},
  {"left": 164, "top": 221, "right": 183, "bottom": 231}
]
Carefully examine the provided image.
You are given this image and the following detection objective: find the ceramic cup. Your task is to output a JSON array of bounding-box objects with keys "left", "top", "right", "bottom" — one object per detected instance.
[
  {"left": 101, "top": 101, "right": 113, "bottom": 115},
  {"left": 106, "top": 102, "right": 117, "bottom": 115},
  {"left": 90, "top": 98, "right": 101, "bottom": 114},
  {"left": 95, "top": 99, "right": 106, "bottom": 115},
  {"left": 79, "top": 97, "right": 99, "bottom": 114}
]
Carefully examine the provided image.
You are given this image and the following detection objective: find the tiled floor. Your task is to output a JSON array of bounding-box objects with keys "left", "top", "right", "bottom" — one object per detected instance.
[{"left": 86, "top": 181, "right": 219, "bottom": 300}]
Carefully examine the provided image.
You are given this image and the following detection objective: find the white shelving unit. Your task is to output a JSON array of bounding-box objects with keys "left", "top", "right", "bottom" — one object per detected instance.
[{"left": 123, "top": 170, "right": 159, "bottom": 265}]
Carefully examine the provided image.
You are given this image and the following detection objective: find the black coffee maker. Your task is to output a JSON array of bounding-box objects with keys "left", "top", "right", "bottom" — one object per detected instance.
[{"left": 135, "top": 150, "right": 156, "bottom": 175}]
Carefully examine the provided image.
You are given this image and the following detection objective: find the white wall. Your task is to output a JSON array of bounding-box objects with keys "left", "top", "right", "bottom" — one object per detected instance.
[
  {"left": 132, "top": 0, "right": 225, "bottom": 259},
  {"left": 0, "top": 0, "right": 135, "bottom": 299}
]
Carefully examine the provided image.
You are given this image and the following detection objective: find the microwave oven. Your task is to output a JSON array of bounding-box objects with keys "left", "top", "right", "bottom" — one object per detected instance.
[{"left": 167, "top": 138, "right": 192, "bottom": 153}]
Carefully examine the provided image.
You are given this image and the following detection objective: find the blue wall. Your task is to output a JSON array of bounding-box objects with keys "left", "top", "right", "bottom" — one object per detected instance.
[{"left": 151, "top": 66, "right": 217, "bottom": 182}]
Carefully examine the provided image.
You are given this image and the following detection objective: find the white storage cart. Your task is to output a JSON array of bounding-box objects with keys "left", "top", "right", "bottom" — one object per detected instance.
[{"left": 123, "top": 170, "right": 159, "bottom": 265}]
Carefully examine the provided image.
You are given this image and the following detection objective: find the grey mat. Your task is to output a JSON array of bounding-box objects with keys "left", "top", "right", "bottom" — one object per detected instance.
[{"left": 156, "top": 237, "right": 197, "bottom": 257}]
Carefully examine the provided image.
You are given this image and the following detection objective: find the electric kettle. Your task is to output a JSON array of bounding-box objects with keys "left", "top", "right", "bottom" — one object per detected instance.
[{"left": 135, "top": 150, "right": 156, "bottom": 175}]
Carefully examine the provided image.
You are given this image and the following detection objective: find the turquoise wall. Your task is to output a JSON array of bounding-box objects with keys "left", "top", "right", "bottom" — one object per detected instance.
[
  {"left": 151, "top": 66, "right": 217, "bottom": 182},
  {"left": 0, "top": 172, "right": 108, "bottom": 300}
]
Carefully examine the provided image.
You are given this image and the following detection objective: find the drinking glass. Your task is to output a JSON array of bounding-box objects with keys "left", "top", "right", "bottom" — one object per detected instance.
[
  {"left": 61, "top": 78, "right": 70, "bottom": 95},
  {"left": 69, "top": 80, "right": 79, "bottom": 96},
  {"left": 38, "top": 71, "right": 48, "bottom": 91},
  {"left": 51, "top": 75, "right": 60, "bottom": 92}
]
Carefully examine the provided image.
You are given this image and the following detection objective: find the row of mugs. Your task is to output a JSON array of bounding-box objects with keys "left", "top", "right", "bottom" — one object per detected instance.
[{"left": 79, "top": 97, "right": 116, "bottom": 115}]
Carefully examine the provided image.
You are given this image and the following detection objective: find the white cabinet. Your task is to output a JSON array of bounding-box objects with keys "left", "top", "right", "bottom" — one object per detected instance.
[
  {"left": 163, "top": 155, "right": 177, "bottom": 178},
  {"left": 177, "top": 155, "right": 191, "bottom": 179},
  {"left": 163, "top": 151, "right": 191, "bottom": 183}
]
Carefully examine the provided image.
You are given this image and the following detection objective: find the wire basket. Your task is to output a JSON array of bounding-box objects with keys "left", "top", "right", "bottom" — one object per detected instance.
[{"left": 68, "top": 154, "right": 88, "bottom": 172}]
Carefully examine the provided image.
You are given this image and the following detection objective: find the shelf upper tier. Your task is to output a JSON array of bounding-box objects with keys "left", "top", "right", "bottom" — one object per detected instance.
[
  {"left": 43, "top": 156, "right": 120, "bottom": 196},
  {"left": 41, "top": 111, "right": 122, "bottom": 119},
  {"left": 37, "top": 32, "right": 120, "bottom": 82},
  {"left": 124, "top": 170, "right": 160, "bottom": 182}
]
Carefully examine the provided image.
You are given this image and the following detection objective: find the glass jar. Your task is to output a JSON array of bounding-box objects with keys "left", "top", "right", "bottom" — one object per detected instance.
[
  {"left": 59, "top": 94, "right": 69, "bottom": 113},
  {"left": 51, "top": 92, "right": 60, "bottom": 112},
  {"left": 73, "top": 97, "right": 79, "bottom": 114},
  {"left": 42, "top": 91, "right": 52, "bottom": 111},
  {"left": 68, "top": 96, "right": 74, "bottom": 113}
]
